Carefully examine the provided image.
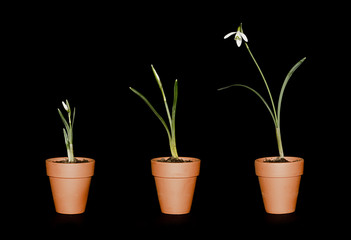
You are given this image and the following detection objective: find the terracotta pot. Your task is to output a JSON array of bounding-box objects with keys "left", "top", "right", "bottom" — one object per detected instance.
[
  {"left": 46, "top": 157, "right": 95, "bottom": 214},
  {"left": 151, "top": 157, "right": 201, "bottom": 215},
  {"left": 255, "top": 157, "right": 304, "bottom": 214}
]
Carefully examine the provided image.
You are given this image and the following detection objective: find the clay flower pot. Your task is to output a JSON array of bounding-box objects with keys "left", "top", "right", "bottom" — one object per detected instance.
[
  {"left": 46, "top": 157, "right": 95, "bottom": 214},
  {"left": 151, "top": 157, "right": 201, "bottom": 215},
  {"left": 255, "top": 157, "right": 304, "bottom": 214}
]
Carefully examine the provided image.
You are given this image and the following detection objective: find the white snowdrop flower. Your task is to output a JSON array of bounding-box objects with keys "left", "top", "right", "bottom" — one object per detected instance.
[{"left": 224, "top": 23, "right": 248, "bottom": 47}]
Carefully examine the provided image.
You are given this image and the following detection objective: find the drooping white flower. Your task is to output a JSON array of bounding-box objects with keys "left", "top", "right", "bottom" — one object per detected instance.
[{"left": 224, "top": 23, "right": 248, "bottom": 47}]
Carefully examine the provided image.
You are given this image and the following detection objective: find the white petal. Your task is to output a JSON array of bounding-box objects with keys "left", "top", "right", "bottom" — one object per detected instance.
[
  {"left": 236, "top": 37, "right": 242, "bottom": 47},
  {"left": 239, "top": 32, "right": 248, "bottom": 42},
  {"left": 224, "top": 32, "right": 236, "bottom": 39},
  {"left": 62, "top": 101, "right": 68, "bottom": 111}
]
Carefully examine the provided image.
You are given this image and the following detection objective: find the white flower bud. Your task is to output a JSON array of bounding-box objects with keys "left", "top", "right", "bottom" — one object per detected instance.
[{"left": 62, "top": 101, "right": 69, "bottom": 111}]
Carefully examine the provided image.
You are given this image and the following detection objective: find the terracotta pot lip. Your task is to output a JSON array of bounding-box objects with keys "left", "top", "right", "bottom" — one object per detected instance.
[
  {"left": 46, "top": 157, "right": 95, "bottom": 164},
  {"left": 151, "top": 157, "right": 200, "bottom": 178},
  {"left": 46, "top": 157, "right": 95, "bottom": 178},
  {"left": 255, "top": 156, "right": 303, "bottom": 164},
  {"left": 255, "top": 156, "right": 304, "bottom": 177},
  {"left": 151, "top": 157, "right": 200, "bottom": 163}
]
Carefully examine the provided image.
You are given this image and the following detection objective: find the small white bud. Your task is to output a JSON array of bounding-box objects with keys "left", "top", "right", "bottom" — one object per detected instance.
[{"left": 62, "top": 101, "right": 69, "bottom": 111}]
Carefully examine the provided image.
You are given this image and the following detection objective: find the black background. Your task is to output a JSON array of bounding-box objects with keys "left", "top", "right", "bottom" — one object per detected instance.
[{"left": 3, "top": 2, "right": 350, "bottom": 237}]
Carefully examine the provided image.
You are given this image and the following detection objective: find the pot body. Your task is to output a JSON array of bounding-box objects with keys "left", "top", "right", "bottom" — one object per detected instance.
[
  {"left": 255, "top": 157, "right": 304, "bottom": 214},
  {"left": 46, "top": 157, "right": 95, "bottom": 214},
  {"left": 151, "top": 157, "right": 200, "bottom": 215}
]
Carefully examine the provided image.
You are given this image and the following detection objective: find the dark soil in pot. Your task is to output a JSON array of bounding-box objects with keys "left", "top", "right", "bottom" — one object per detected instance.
[
  {"left": 53, "top": 158, "right": 90, "bottom": 163},
  {"left": 264, "top": 157, "right": 290, "bottom": 163},
  {"left": 157, "top": 157, "right": 192, "bottom": 163}
]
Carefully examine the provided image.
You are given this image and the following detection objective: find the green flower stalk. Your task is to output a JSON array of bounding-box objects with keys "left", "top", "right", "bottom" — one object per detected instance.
[
  {"left": 219, "top": 23, "right": 306, "bottom": 160},
  {"left": 130, "top": 65, "right": 179, "bottom": 159},
  {"left": 58, "top": 100, "right": 76, "bottom": 163}
]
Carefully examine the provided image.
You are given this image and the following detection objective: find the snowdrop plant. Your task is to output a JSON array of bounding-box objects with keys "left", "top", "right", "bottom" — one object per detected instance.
[
  {"left": 219, "top": 23, "right": 306, "bottom": 160},
  {"left": 130, "top": 65, "right": 179, "bottom": 159},
  {"left": 58, "top": 100, "right": 76, "bottom": 163}
]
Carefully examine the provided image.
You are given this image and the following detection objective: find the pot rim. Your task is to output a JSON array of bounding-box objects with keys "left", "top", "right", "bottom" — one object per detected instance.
[
  {"left": 46, "top": 157, "right": 95, "bottom": 178},
  {"left": 255, "top": 156, "right": 304, "bottom": 177},
  {"left": 46, "top": 157, "right": 95, "bottom": 164},
  {"left": 151, "top": 157, "right": 201, "bottom": 178},
  {"left": 255, "top": 156, "right": 303, "bottom": 164}
]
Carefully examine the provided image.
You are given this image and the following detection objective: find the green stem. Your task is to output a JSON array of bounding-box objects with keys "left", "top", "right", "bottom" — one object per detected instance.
[
  {"left": 68, "top": 144, "right": 75, "bottom": 163},
  {"left": 245, "top": 42, "right": 285, "bottom": 158},
  {"left": 170, "top": 140, "right": 178, "bottom": 158},
  {"left": 276, "top": 127, "right": 284, "bottom": 158},
  {"left": 245, "top": 42, "right": 278, "bottom": 127}
]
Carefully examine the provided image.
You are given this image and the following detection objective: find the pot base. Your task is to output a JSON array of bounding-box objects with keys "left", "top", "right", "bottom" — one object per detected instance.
[
  {"left": 258, "top": 176, "right": 301, "bottom": 214},
  {"left": 49, "top": 177, "right": 92, "bottom": 214},
  {"left": 154, "top": 177, "right": 197, "bottom": 215}
]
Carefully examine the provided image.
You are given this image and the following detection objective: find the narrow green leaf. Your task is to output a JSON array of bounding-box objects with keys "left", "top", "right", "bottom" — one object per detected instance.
[
  {"left": 277, "top": 57, "right": 306, "bottom": 127},
  {"left": 129, "top": 87, "right": 172, "bottom": 141},
  {"left": 63, "top": 128, "right": 69, "bottom": 146},
  {"left": 218, "top": 84, "right": 277, "bottom": 127},
  {"left": 171, "top": 80, "right": 178, "bottom": 135},
  {"left": 151, "top": 65, "right": 172, "bottom": 128},
  {"left": 72, "top": 107, "right": 76, "bottom": 127},
  {"left": 170, "top": 80, "right": 178, "bottom": 158},
  {"left": 58, "top": 108, "right": 69, "bottom": 131}
]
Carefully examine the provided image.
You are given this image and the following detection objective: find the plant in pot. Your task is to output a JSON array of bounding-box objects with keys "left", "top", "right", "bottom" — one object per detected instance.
[
  {"left": 46, "top": 100, "right": 95, "bottom": 214},
  {"left": 218, "top": 23, "right": 306, "bottom": 214},
  {"left": 130, "top": 65, "right": 200, "bottom": 215}
]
